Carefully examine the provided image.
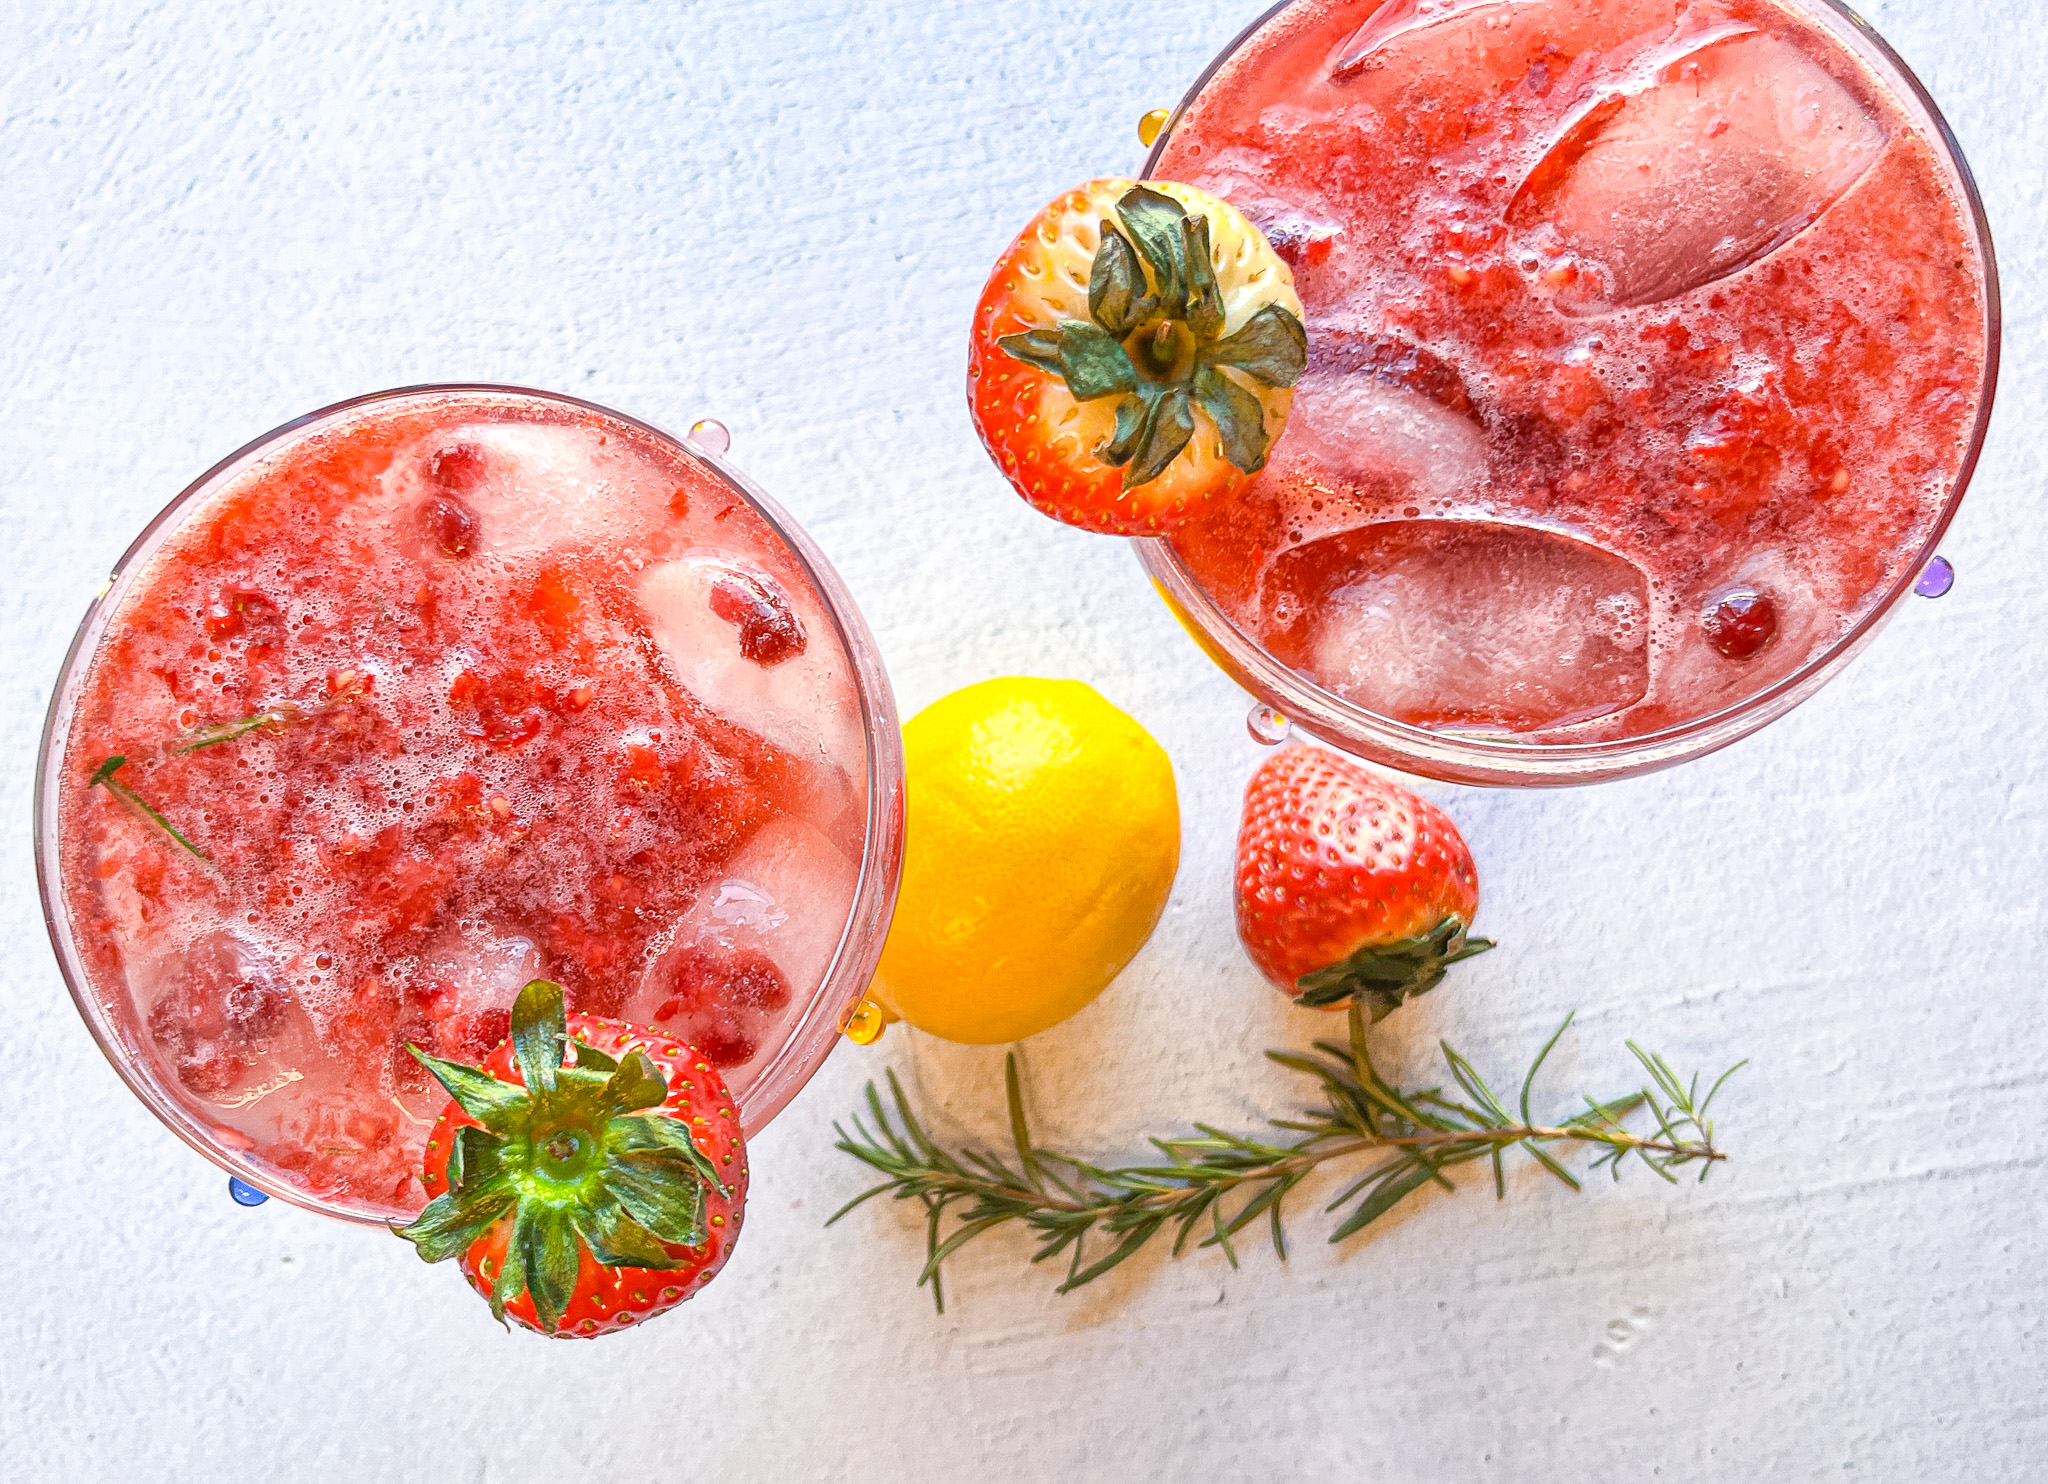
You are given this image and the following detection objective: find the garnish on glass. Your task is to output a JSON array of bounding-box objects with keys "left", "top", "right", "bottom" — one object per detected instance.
[
  {"left": 968, "top": 177, "right": 1308, "bottom": 536},
  {"left": 176, "top": 665, "right": 374, "bottom": 753},
  {"left": 832, "top": 1003, "right": 1742, "bottom": 1310},
  {"left": 393, "top": 979, "right": 749, "bottom": 1339}
]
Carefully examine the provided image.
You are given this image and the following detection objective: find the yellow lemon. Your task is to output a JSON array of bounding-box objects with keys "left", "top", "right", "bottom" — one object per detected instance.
[{"left": 870, "top": 678, "right": 1180, "bottom": 1044}]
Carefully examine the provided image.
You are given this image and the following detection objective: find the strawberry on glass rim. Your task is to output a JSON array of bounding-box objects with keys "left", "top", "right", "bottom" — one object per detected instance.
[
  {"left": 969, "top": 178, "right": 1307, "bottom": 535},
  {"left": 1235, "top": 747, "right": 1491, "bottom": 1017},
  {"left": 395, "top": 979, "right": 747, "bottom": 1339}
]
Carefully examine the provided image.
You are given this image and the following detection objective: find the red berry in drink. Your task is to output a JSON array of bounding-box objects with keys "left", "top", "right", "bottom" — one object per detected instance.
[
  {"left": 1703, "top": 589, "right": 1778, "bottom": 660},
  {"left": 423, "top": 495, "right": 480, "bottom": 557},
  {"left": 709, "top": 570, "right": 807, "bottom": 666},
  {"left": 427, "top": 441, "right": 489, "bottom": 492}
]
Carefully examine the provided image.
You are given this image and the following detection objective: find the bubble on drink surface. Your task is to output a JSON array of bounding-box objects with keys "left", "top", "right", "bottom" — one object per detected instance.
[
  {"left": 1263, "top": 520, "right": 1652, "bottom": 731},
  {"left": 1508, "top": 28, "right": 1886, "bottom": 314},
  {"left": 1914, "top": 555, "right": 1955, "bottom": 599}
]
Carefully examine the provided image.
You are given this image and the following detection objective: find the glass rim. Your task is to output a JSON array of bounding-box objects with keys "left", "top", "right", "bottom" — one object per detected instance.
[
  {"left": 33, "top": 383, "right": 905, "bottom": 1224},
  {"left": 1136, "top": 0, "right": 2002, "bottom": 783}
]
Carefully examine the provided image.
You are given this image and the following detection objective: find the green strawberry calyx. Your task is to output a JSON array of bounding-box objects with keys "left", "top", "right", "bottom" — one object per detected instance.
[
  {"left": 1294, "top": 917, "right": 1496, "bottom": 1018},
  {"left": 998, "top": 185, "right": 1307, "bottom": 490},
  {"left": 392, "top": 979, "right": 727, "bottom": 1335}
]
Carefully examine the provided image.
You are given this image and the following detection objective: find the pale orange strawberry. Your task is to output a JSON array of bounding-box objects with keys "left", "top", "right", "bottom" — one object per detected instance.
[{"left": 968, "top": 178, "right": 1306, "bottom": 536}]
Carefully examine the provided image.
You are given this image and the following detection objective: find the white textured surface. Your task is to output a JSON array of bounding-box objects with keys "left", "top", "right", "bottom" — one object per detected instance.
[{"left": 4, "top": 1, "right": 2043, "bottom": 1478}]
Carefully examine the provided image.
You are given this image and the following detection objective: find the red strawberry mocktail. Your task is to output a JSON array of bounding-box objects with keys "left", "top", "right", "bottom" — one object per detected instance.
[
  {"left": 46, "top": 389, "right": 891, "bottom": 1221},
  {"left": 1150, "top": 0, "right": 1995, "bottom": 749}
]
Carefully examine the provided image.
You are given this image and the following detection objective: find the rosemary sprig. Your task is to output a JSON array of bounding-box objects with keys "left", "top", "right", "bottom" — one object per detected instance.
[
  {"left": 177, "top": 704, "right": 301, "bottom": 752},
  {"left": 175, "top": 667, "right": 371, "bottom": 753},
  {"left": 89, "top": 755, "right": 211, "bottom": 865},
  {"left": 831, "top": 1005, "right": 1742, "bottom": 1311}
]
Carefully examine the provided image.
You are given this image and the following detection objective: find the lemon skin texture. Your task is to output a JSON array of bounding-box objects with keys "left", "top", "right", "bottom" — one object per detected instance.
[{"left": 871, "top": 678, "right": 1181, "bottom": 1045}]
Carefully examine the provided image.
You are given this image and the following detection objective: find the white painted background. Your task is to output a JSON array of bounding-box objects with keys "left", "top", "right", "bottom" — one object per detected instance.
[{"left": 4, "top": 1, "right": 2042, "bottom": 1478}]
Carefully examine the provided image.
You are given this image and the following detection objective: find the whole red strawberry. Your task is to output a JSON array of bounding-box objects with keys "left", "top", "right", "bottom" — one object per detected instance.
[
  {"left": 395, "top": 979, "right": 747, "bottom": 1338},
  {"left": 1235, "top": 746, "right": 1491, "bottom": 1016}
]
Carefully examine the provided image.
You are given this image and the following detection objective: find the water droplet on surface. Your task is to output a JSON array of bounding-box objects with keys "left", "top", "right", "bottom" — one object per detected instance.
[
  {"left": 1247, "top": 705, "right": 1293, "bottom": 745},
  {"left": 841, "top": 997, "right": 887, "bottom": 1046},
  {"left": 1914, "top": 555, "right": 1955, "bottom": 599},
  {"left": 229, "top": 1177, "right": 269, "bottom": 1207},
  {"left": 1138, "top": 108, "right": 1170, "bottom": 147},
  {"left": 687, "top": 419, "right": 731, "bottom": 457}
]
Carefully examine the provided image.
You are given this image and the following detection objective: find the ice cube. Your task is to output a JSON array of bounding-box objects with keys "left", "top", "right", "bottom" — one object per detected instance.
[
  {"left": 1273, "top": 340, "right": 1489, "bottom": 545},
  {"left": 638, "top": 552, "right": 864, "bottom": 785},
  {"left": 390, "top": 926, "right": 541, "bottom": 1086},
  {"left": 378, "top": 421, "right": 649, "bottom": 561},
  {"left": 1332, "top": 0, "right": 1539, "bottom": 76},
  {"left": 620, "top": 815, "right": 859, "bottom": 1077},
  {"left": 1509, "top": 28, "right": 1885, "bottom": 313},
  {"left": 135, "top": 931, "right": 341, "bottom": 1142},
  {"left": 1262, "top": 519, "right": 1651, "bottom": 730}
]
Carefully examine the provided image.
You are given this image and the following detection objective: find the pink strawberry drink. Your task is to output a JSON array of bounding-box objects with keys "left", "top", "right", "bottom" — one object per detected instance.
[
  {"left": 1156, "top": 0, "right": 1994, "bottom": 739},
  {"left": 46, "top": 390, "right": 886, "bottom": 1220}
]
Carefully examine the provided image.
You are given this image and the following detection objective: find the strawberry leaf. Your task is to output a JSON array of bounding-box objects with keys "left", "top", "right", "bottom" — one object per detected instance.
[
  {"left": 392, "top": 1181, "right": 515, "bottom": 1264},
  {"left": 599, "top": 1050, "right": 670, "bottom": 1119},
  {"left": 1193, "top": 365, "right": 1272, "bottom": 475},
  {"left": 1181, "top": 213, "right": 1224, "bottom": 340},
  {"left": 997, "top": 327, "right": 1066, "bottom": 376},
  {"left": 1057, "top": 323, "right": 1140, "bottom": 401},
  {"left": 1125, "top": 386, "right": 1196, "bottom": 488},
  {"left": 999, "top": 323, "right": 1136, "bottom": 403},
  {"left": 1200, "top": 304, "right": 1308, "bottom": 387},
  {"left": 603, "top": 1153, "right": 709, "bottom": 1248},
  {"left": 405, "top": 1045, "right": 528, "bottom": 1133},
  {"left": 516, "top": 1204, "right": 580, "bottom": 1334},
  {"left": 446, "top": 1123, "right": 508, "bottom": 1192},
  {"left": 610, "top": 1113, "right": 725, "bottom": 1194},
  {"left": 571, "top": 1041, "right": 620, "bottom": 1074},
  {"left": 574, "top": 1187, "right": 682, "bottom": 1271},
  {"left": 1090, "top": 222, "right": 1152, "bottom": 336},
  {"left": 511, "top": 979, "right": 569, "bottom": 1096},
  {"left": 1295, "top": 918, "right": 1496, "bottom": 1016},
  {"left": 1116, "top": 186, "right": 1190, "bottom": 319},
  {"left": 1100, "top": 393, "right": 1149, "bottom": 467}
]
